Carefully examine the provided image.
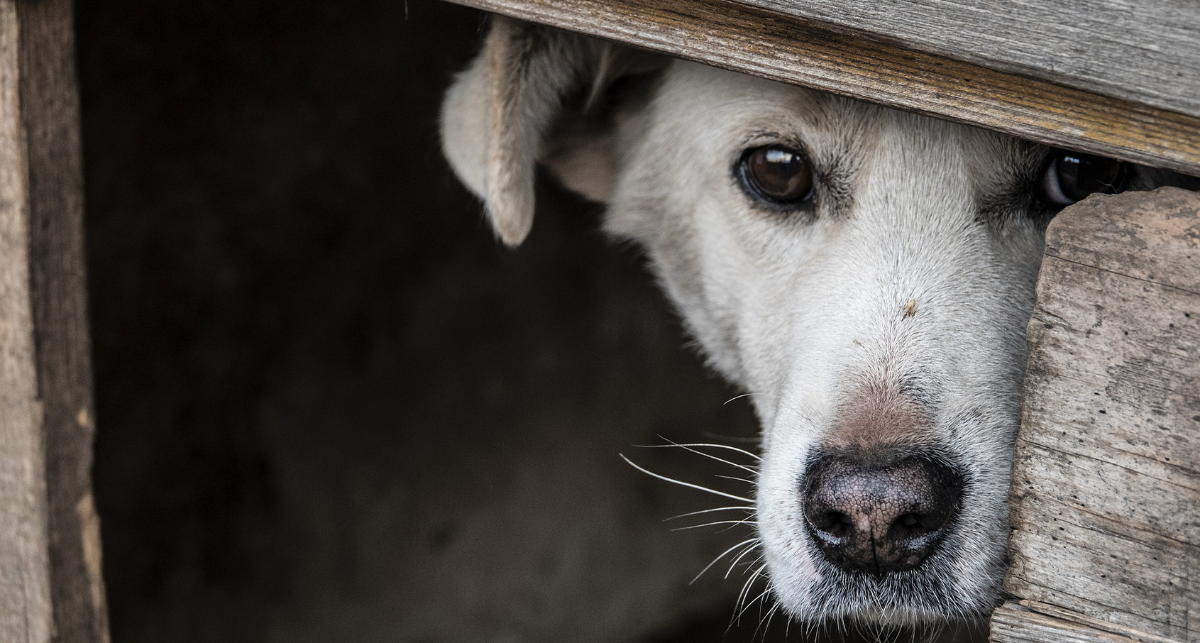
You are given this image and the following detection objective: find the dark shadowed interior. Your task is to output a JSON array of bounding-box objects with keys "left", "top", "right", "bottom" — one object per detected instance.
[{"left": 77, "top": 1, "right": 983, "bottom": 641}]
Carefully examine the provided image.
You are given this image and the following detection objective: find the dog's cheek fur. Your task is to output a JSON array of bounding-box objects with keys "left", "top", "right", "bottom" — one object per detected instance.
[
  {"left": 603, "top": 62, "right": 842, "bottom": 390},
  {"left": 604, "top": 63, "right": 748, "bottom": 384}
]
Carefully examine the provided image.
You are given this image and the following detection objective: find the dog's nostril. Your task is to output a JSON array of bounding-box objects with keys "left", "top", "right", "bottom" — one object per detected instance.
[
  {"left": 889, "top": 511, "right": 938, "bottom": 540},
  {"left": 893, "top": 512, "right": 930, "bottom": 532},
  {"left": 814, "top": 510, "right": 854, "bottom": 537},
  {"left": 801, "top": 448, "right": 962, "bottom": 573}
]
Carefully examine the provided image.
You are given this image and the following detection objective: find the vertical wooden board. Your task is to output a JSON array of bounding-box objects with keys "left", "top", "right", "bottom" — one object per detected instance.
[
  {"left": 1001, "top": 188, "right": 1200, "bottom": 643},
  {"left": 1006, "top": 493, "right": 1196, "bottom": 635},
  {"left": 1015, "top": 256, "right": 1199, "bottom": 493},
  {"left": 17, "top": 0, "right": 109, "bottom": 639},
  {"left": 0, "top": 0, "right": 53, "bottom": 640},
  {"left": 0, "top": 0, "right": 106, "bottom": 641},
  {"left": 991, "top": 601, "right": 1174, "bottom": 643}
]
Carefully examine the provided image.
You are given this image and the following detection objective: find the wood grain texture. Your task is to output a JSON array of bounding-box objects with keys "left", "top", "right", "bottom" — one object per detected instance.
[
  {"left": 0, "top": 0, "right": 107, "bottom": 641},
  {"left": 1002, "top": 188, "right": 1200, "bottom": 643},
  {"left": 741, "top": 0, "right": 1200, "bottom": 120},
  {"left": 0, "top": 0, "right": 54, "bottom": 639},
  {"left": 17, "top": 0, "right": 109, "bottom": 640},
  {"left": 991, "top": 601, "right": 1172, "bottom": 643},
  {"left": 443, "top": 0, "right": 1200, "bottom": 178}
]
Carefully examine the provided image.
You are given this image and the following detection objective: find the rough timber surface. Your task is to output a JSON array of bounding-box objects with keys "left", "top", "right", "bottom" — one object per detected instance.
[
  {"left": 443, "top": 0, "right": 1200, "bottom": 178},
  {"left": 996, "top": 188, "right": 1200, "bottom": 643},
  {"left": 0, "top": 1, "right": 53, "bottom": 639},
  {"left": 740, "top": 0, "right": 1200, "bottom": 120},
  {"left": 0, "top": 0, "right": 108, "bottom": 640},
  {"left": 991, "top": 601, "right": 1177, "bottom": 643}
]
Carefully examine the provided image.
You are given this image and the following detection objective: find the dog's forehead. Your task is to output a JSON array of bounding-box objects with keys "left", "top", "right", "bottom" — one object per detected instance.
[
  {"left": 654, "top": 62, "right": 874, "bottom": 150},
  {"left": 654, "top": 61, "right": 1043, "bottom": 179}
]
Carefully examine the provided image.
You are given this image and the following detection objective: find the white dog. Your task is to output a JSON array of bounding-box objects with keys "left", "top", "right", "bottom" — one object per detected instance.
[{"left": 440, "top": 17, "right": 1194, "bottom": 627}]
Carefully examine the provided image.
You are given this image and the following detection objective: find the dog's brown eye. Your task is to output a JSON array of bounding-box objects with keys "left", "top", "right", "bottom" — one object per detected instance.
[
  {"left": 1041, "top": 151, "right": 1124, "bottom": 206},
  {"left": 739, "top": 145, "right": 814, "bottom": 205}
]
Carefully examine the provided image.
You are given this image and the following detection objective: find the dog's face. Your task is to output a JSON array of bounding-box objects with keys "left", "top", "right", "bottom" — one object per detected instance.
[
  {"left": 609, "top": 62, "right": 1044, "bottom": 624},
  {"left": 440, "top": 18, "right": 1179, "bottom": 626}
]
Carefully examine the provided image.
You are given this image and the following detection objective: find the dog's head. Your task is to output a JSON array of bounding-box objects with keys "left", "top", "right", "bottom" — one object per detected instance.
[{"left": 440, "top": 18, "right": 1185, "bottom": 625}]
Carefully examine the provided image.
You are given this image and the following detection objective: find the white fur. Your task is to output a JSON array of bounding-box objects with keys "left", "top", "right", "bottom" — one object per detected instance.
[
  {"left": 601, "top": 64, "right": 1040, "bottom": 622},
  {"left": 440, "top": 23, "right": 1183, "bottom": 626}
]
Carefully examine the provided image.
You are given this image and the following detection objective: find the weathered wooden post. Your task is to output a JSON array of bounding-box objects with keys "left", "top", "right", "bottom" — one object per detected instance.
[
  {"left": 991, "top": 188, "right": 1200, "bottom": 643},
  {"left": 0, "top": 0, "right": 109, "bottom": 641}
]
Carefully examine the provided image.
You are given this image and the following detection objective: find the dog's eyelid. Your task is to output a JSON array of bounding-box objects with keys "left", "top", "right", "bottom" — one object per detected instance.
[
  {"left": 732, "top": 127, "right": 785, "bottom": 148},
  {"left": 738, "top": 130, "right": 809, "bottom": 153},
  {"left": 732, "top": 135, "right": 819, "bottom": 178}
]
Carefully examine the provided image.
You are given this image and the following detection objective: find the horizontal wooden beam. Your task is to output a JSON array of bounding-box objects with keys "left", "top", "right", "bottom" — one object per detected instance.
[
  {"left": 443, "top": 0, "right": 1200, "bottom": 177},
  {"left": 740, "top": 0, "right": 1200, "bottom": 121}
]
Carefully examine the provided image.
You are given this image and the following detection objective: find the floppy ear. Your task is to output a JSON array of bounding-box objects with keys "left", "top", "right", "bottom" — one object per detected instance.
[{"left": 440, "top": 16, "right": 664, "bottom": 246}]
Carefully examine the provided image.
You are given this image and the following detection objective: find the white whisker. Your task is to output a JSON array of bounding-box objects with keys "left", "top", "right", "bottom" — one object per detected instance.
[
  {"left": 638, "top": 440, "right": 761, "bottom": 463},
  {"left": 635, "top": 443, "right": 760, "bottom": 475},
  {"left": 670, "top": 518, "right": 755, "bottom": 532},
  {"left": 755, "top": 597, "right": 782, "bottom": 642},
  {"left": 690, "top": 537, "right": 760, "bottom": 584},
  {"left": 725, "top": 543, "right": 761, "bottom": 578},
  {"left": 723, "top": 392, "right": 753, "bottom": 405},
  {"left": 715, "top": 474, "right": 757, "bottom": 485},
  {"left": 735, "top": 564, "right": 768, "bottom": 622},
  {"left": 664, "top": 506, "right": 755, "bottom": 521},
  {"left": 619, "top": 454, "right": 752, "bottom": 503},
  {"left": 738, "top": 585, "right": 773, "bottom": 622}
]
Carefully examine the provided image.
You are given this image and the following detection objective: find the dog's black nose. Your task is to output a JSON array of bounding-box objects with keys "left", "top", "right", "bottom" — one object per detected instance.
[{"left": 801, "top": 449, "right": 961, "bottom": 573}]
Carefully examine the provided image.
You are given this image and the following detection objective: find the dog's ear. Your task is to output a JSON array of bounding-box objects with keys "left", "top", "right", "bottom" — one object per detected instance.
[{"left": 441, "top": 17, "right": 665, "bottom": 246}]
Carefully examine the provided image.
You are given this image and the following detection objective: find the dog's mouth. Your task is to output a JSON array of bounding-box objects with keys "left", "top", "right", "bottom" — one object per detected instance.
[
  {"left": 802, "top": 553, "right": 986, "bottom": 624},
  {"left": 765, "top": 511, "right": 1001, "bottom": 626},
  {"left": 626, "top": 436, "right": 1005, "bottom": 626}
]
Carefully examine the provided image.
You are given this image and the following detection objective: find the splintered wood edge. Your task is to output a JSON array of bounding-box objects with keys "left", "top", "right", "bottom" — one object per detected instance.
[
  {"left": 443, "top": 0, "right": 1200, "bottom": 177},
  {"left": 990, "top": 602, "right": 1186, "bottom": 643}
]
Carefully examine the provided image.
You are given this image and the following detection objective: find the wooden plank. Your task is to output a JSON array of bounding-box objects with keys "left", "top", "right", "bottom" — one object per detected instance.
[
  {"left": 991, "top": 601, "right": 1176, "bottom": 643},
  {"left": 0, "top": 0, "right": 108, "bottom": 641},
  {"left": 443, "top": 0, "right": 1200, "bottom": 178},
  {"left": 1006, "top": 492, "right": 1196, "bottom": 637},
  {"left": 17, "top": 0, "right": 109, "bottom": 640},
  {"left": 0, "top": 0, "right": 54, "bottom": 639},
  {"left": 1000, "top": 188, "right": 1200, "bottom": 643},
  {"left": 740, "top": 0, "right": 1200, "bottom": 120}
]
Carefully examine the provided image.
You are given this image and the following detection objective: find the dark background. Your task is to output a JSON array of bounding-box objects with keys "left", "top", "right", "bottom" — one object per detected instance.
[
  {"left": 78, "top": 1, "right": 766, "bottom": 641},
  {"left": 76, "top": 1, "right": 980, "bottom": 641}
]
